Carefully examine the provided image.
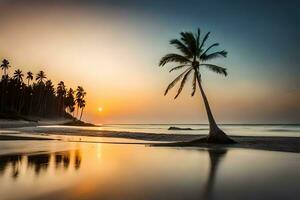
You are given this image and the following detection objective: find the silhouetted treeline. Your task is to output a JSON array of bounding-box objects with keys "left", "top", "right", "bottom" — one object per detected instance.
[{"left": 0, "top": 58, "right": 86, "bottom": 119}]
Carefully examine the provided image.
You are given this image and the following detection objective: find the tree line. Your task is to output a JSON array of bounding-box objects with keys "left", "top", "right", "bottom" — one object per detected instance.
[{"left": 0, "top": 58, "right": 86, "bottom": 120}]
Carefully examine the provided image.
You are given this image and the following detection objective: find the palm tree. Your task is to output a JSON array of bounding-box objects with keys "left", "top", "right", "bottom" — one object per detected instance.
[
  {"left": 79, "top": 99, "right": 86, "bottom": 121},
  {"left": 26, "top": 71, "right": 33, "bottom": 85},
  {"left": 65, "top": 88, "right": 76, "bottom": 117},
  {"left": 1, "top": 59, "right": 11, "bottom": 78},
  {"left": 56, "top": 81, "right": 67, "bottom": 115},
  {"left": 13, "top": 69, "right": 24, "bottom": 83},
  {"left": 35, "top": 71, "right": 47, "bottom": 114},
  {"left": 75, "top": 86, "right": 86, "bottom": 118},
  {"left": 12, "top": 69, "right": 24, "bottom": 112},
  {"left": 36, "top": 71, "right": 47, "bottom": 84},
  {"left": 159, "top": 28, "right": 235, "bottom": 144}
]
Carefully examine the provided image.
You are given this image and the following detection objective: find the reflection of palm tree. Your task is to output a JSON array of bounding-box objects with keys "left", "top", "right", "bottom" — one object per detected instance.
[
  {"left": 203, "top": 149, "right": 227, "bottom": 200},
  {"left": 54, "top": 151, "right": 72, "bottom": 170},
  {"left": 27, "top": 154, "right": 50, "bottom": 175},
  {"left": 0, "top": 154, "right": 23, "bottom": 179},
  {"left": 159, "top": 28, "right": 234, "bottom": 144},
  {"left": 74, "top": 149, "right": 82, "bottom": 170}
]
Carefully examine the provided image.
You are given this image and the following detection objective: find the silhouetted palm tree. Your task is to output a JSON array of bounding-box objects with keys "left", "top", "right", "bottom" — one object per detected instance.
[
  {"left": 65, "top": 88, "right": 76, "bottom": 117},
  {"left": 159, "top": 28, "right": 235, "bottom": 144},
  {"left": 36, "top": 71, "right": 47, "bottom": 84},
  {"left": 57, "top": 81, "right": 67, "bottom": 116},
  {"left": 13, "top": 69, "right": 24, "bottom": 83},
  {"left": 0, "top": 59, "right": 87, "bottom": 119},
  {"left": 79, "top": 99, "right": 86, "bottom": 121},
  {"left": 1, "top": 59, "right": 10, "bottom": 78},
  {"left": 26, "top": 71, "right": 33, "bottom": 85},
  {"left": 75, "top": 86, "right": 86, "bottom": 118}
]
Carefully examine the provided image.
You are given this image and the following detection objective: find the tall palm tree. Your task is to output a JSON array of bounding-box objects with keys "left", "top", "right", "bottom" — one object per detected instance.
[
  {"left": 159, "top": 28, "right": 235, "bottom": 144},
  {"left": 26, "top": 71, "right": 33, "bottom": 85},
  {"left": 1, "top": 59, "right": 11, "bottom": 78},
  {"left": 36, "top": 71, "right": 47, "bottom": 84},
  {"left": 13, "top": 69, "right": 24, "bottom": 83}
]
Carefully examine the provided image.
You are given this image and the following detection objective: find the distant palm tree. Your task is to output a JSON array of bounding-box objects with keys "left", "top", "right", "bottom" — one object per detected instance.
[
  {"left": 1, "top": 59, "right": 11, "bottom": 78},
  {"left": 26, "top": 71, "right": 33, "bottom": 85},
  {"left": 75, "top": 86, "right": 86, "bottom": 118},
  {"left": 65, "top": 88, "right": 76, "bottom": 117},
  {"left": 159, "top": 28, "right": 235, "bottom": 144},
  {"left": 36, "top": 71, "right": 47, "bottom": 84},
  {"left": 79, "top": 99, "right": 86, "bottom": 121},
  {"left": 57, "top": 81, "right": 67, "bottom": 115},
  {"left": 13, "top": 69, "right": 24, "bottom": 83}
]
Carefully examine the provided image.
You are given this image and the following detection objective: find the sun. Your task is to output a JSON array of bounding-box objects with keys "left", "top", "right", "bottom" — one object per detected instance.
[{"left": 97, "top": 107, "right": 103, "bottom": 112}]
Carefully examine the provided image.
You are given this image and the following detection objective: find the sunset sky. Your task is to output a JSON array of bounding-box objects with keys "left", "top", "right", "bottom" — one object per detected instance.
[{"left": 0, "top": 0, "right": 299, "bottom": 124}]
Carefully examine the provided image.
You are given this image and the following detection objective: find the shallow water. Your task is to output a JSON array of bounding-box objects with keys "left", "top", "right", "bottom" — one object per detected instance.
[
  {"left": 15, "top": 124, "right": 300, "bottom": 137},
  {"left": 0, "top": 140, "right": 299, "bottom": 200}
]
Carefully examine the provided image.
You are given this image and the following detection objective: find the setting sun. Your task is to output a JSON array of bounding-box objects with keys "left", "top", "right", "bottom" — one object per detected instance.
[{"left": 98, "top": 107, "right": 103, "bottom": 112}]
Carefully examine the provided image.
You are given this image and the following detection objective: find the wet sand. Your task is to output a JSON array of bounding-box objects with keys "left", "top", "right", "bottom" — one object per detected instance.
[{"left": 1, "top": 127, "right": 300, "bottom": 153}]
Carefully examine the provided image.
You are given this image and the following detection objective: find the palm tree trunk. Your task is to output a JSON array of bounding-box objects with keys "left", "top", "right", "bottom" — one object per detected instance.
[
  {"left": 195, "top": 71, "right": 235, "bottom": 144},
  {"left": 196, "top": 74, "right": 218, "bottom": 131},
  {"left": 79, "top": 107, "right": 84, "bottom": 121},
  {"left": 76, "top": 105, "right": 79, "bottom": 118}
]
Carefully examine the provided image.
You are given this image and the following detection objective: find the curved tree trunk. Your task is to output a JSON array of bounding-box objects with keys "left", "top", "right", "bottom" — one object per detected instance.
[{"left": 195, "top": 72, "right": 235, "bottom": 144}]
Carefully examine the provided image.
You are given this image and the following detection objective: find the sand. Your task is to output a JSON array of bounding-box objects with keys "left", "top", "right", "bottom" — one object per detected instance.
[
  {"left": 0, "top": 118, "right": 72, "bottom": 128},
  {"left": 1, "top": 125, "right": 300, "bottom": 153}
]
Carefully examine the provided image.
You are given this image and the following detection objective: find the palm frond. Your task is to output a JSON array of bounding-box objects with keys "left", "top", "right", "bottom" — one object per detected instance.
[
  {"left": 164, "top": 67, "right": 192, "bottom": 96},
  {"left": 199, "top": 43, "right": 219, "bottom": 58},
  {"left": 169, "top": 64, "right": 190, "bottom": 73},
  {"left": 174, "top": 69, "right": 193, "bottom": 99},
  {"left": 180, "top": 32, "right": 197, "bottom": 55},
  {"left": 195, "top": 28, "right": 201, "bottom": 55},
  {"left": 170, "top": 39, "right": 192, "bottom": 58},
  {"left": 200, "top": 64, "right": 227, "bottom": 76},
  {"left": 159, "top": 53, "right": 191, "bottom": 66},
  {"left": 200, "top": 50, "right": 227, "bottom": 61},
  {"left": 199, "top": 32, "right": 210, "bottom": 53},
  {"left": 191, "top": 72, "right": 197, "bottom": 96}
]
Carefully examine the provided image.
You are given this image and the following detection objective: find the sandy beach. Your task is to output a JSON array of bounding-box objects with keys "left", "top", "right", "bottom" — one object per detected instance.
[{"left": 1, "top": 124, "right": 300, "bottom": 153}]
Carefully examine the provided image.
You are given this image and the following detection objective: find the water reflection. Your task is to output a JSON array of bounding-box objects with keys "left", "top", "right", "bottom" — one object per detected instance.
[
  {"left": 0, "top": 149, "right": 82, "bottom": 178},
  {"left": 28, "top": 154, "right": 51, "bottom": 175},
  {"left": 203, "top": 149, "right": 227, "bottom": 200},
  {"left": 0, "top": 154, "right": 23, "bottom": 179},
  {"left": 0, "top": 142, "right": 299, "bottom": 200}
]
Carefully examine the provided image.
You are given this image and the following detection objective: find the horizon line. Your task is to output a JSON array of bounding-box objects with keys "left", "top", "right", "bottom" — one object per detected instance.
[{"left": 98, "top": 123, "right": 300, "bottom": 126}]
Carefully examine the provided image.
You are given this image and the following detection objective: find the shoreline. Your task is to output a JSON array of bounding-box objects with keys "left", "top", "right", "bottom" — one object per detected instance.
[
  {"left": 1, "top": 126, "right": 300, "bottom": 153},
  {"left": 0, "top": 118, "right": 94, "bottom": 128}
]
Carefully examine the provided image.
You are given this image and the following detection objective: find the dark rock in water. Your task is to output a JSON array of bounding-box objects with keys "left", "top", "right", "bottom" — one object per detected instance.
[{"left": 168, "top": 126, "right": 193, "bottom": 130}]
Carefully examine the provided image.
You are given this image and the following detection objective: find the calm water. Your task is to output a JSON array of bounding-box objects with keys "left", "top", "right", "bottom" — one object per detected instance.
[
  {"left": 0, "top": 140, "right": 299, "bottom": 200},
  {"left": 18, "top": 124, "right": 300, "bottom": 137}
]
